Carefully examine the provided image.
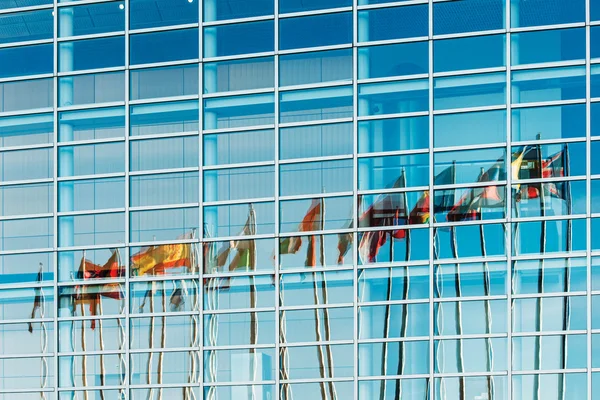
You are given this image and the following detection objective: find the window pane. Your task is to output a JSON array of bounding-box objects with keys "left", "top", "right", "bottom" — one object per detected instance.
[
  {"left": 58, "top": 177, "right": 124, "bottom": 212},
  {"left": 512, "top": 67, "right": 586, "bottom": 104},
  {"left": 358, "top": 41, "right": 428, "bottom": 80},
  {"left": 435, "top": 223, "right": 506, "bottom": 259},
  {"left": 130, "top": 28, "right": 198, "bottom": 65},
  {"left": 512, "top": 104, "right": 586, "bottom": 141},
  {"left": 280, "top": 86, "right": 353, "bottom": 124},
  {"left": 358, "top": 5, "right": 428, "bottom": 42},
  {"left": 203, "top": 165, "right": 274, "bottom": 202},
  {"left": 130, "top": 172, "right": 198, "bottom": 207},
  {"left": 279, "top": 12, "right": 352, "bottom": 51},
  {"left": 130, "top": 136, "right": 198, "bottom": 172},
  {"left": 203, "top": 240, "right": 275, "bottom": 274},
  {"left": 59, "top": 72, "right": 125, "bottom": 107},
  {"left": 280, "top": 159, "right": 353, "bottom": 196},
  {"left": 358, "top": 153, "right": 429, "bottom": 190},
  {"left": 58, "top": 107, "right": 125, "bottom": 142},
  {"left": 130, "top": 100, "right": 199, "bottom": 137},
  {"left": 280, "top": 122, "right": 353, "bottom": 160},
  {"left": 358, "top": 116, "right": 428, "bottom": 154},
  {"left": 204, "top": 93, "right": 274, "bottom": 130},
  {"left": 280, "top": 49, "right": 352, "bottom": 87},
  {"left": 204, "top": 21, "right": 274, "bottom": 58},
  {"left": 434, "top": 0, "right": 505, "bottom": 35},
  {"left": 58, "top": 212, "right": 125, "bottom": 247},
  {"left": 0, "top": 112, "right": 53, "bottom": 148},
  {"left": 59, "top": 37, "right": 125, "bottom": 72},
  {"left": 434, "top": 72, "right": 506, "bottom": 110},
  {"left": 512, "top": 28, "right": 586, "bottom": 66},
  {"left": 280, "top": 197, "right": 352, "bottom": 232},
  {"left": 0, "top": 147, "right": 52, "bottom": 182},
  {"left": 358, "top": 79, "right": 429, "bottom": 116},
  {"left": 0, "top": 9, "right": 53, "bottom": 43},
  {"left": 279, "top": 0, "right": 350, "bottom": 13},
  {"left": 204, "top": 129, "right": 274, "bottom": 166},
  {"left": 434, "top": 147, "right": 506, "bottom": 185},
  {"left": 0, "top": 43, "right": 52, "bottom": 78},
  {"left": 513, "top": 219, "right": 587, "bottom": 256},
  {"left": 0, "top": 182, "right": 52, "bottom": 216},
  {"left": 204, "top": 201, "right": 274, "bottom": 237},
  {"left": 434, "top": 110, "right": 507, "bottom": 148},
  {"left": 58, "top": 2, "right": 124, "bottom": 37},
  {"left": 203, "top": 0, "right": 273, "bottom": 22},
  {"left": 204, "top": 57, "right": 274, "bottom": 94},
  {"left": 57, "top": 248, "right": 125, "bottom": 283},
  {"left": 0, "top": 0, "right": 51, "bottom": 8},
  {"left": 58, "top": 142, "right": 125, "bottom": 177},
  {"left": 0, "top": 217, "right": 53, "bottom": 251},
  {"left": 434, "top": 34, "right": 505, "bottom": 73},
  {"left": 130, "top": 0, "right": 198, "bottom": 29},
  {"left": 0, "top": 252, "right": 53, "bottom": 286},
  {"left": 510, "top": 0, "right": 585, "bottom": 27},
  {"left": 0, "top": 78, "right": 53, "bottom": 113},
  {"left": 130, "top": 64, "right": 198, "bottom": 100},
  {"left": 130, "top": 207, "right": 198, "bottom": 242}
]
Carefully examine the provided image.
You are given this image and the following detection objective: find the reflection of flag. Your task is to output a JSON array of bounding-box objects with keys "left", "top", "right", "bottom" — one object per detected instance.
[
  {"left": 279, "top": 199, "right": 322, "bottom": 259},
  {"left": 433, "top": 165, "right": 457, "bottom": 212},
  {"left": 131, "top": 234, "right": 193, "bottom": 276},
  {"left": 337, "top": 222, "right": 353, "bottom": 265},
  {"left": 28, "top": 265, "right": 44, "bottom": 333},
  {"left": 514, "top": 147, "right": 568, "bottom": 201},
  {"left": 409, "top": 191, "right": 430, "bottom": 224}
]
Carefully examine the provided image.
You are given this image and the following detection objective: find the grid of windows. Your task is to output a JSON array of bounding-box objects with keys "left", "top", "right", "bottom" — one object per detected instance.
[{"left": 0, "top": 0, "right": 598, "bottom": 399}]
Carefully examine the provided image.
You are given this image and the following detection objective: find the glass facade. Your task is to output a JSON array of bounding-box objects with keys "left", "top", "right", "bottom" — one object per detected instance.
[{"left": 0, "top": 0, "right": 598, "bottom": 399}]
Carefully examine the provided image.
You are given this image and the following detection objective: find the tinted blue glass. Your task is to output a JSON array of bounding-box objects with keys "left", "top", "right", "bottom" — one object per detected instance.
[
  {"left": 130, "top": 0, "right": 197, "bottom": 29},
  {"left": 59, "top": 212, "right": 124, "bottom": 247},
  {"left": 130, "top": 29, "right": 198, "bottom": 65},
  {"left": 59, "top": 2, "right": 124, "bottom": 37},
  {"left": 58, "top": 177, "right": 124, "bottom": 212},
  {"left": 279, "top": 0, "right": 350, "bottom": 13},
  {"left": 358, "top": 79, "right": 429, "bottom": 116},
  {"left": 358, "top": 5, "right": 428, "bottom": 42},
  {"left": 204, "top": 93, "right": 274, "bottom": 130},
  {"left": 594, "top": 65, "right": 600, "bottom": 97},
  {"left": 279, "top": 13, "right": 352, "bottom": 51},
  {"left": 512, "top": 28, "right": 586, "bottom": 66},
  {"left": 130, "top": 172, "right": 198, "bottom": 207},
  {"left": 131, "top": 64, "right": 198, "bottom": 100},
  {"left": 358, "top": 153, "right": 429, "bottom": 190},
  {"left": 0, "top": 148, "right": 52, "bottom": 182},
  {"left": 130, "top": 136, "right": 198, "bottom": 172},
  {"left": 58, "top": 142, "right": 125, "bottom": 177},
  {"left": 512, "top": 104, "right": 586, "bottom": 142},
  {"left": 593, "top": 103, "right": 600, "bottom": 137},
  {"left": 0, "top": 44, "right": 52, "bottom": 78},
  {"left": 130, "top": 207, "right": 198, "bottom": 243},
  {"left": 203, "top": 0, "right": 273, "bottom": 22},
  {"left": 358, "top": 116, "right": 429, "bottom": 154},
  {"left": 434, "top": 72, "right": 506, "bottom": 110},
  {"left": 280, "top": 49, "right": 352, "bottom": 86},
  {"left": 434, "top": 0, "right": 504, "bottom": 35},
  {"left": 434, "top": 34, "right": 505, "bottom": 73},
  {"left": 434, "top": 147, "right": 505, "bottom": 185},
  {"left": 58, "top": 107, "right": 125, "bottom": 142},
  {"left": 280, "top": 159, "right": 353, "bottom": 196},
  {"left": 203, "top": 165, "right": 275, "bottom": 202},
  {"left": 592, "top": 27, "right": 600, "bottom": 59},
  {"left": 0, "top": 113, "right": 53, "bottom": 148},
  {"left": 594, "top": 0, "right": 600, "bottom": 22},
  {"left": 358, "top": 41, "right": 428, "bottom": 80},
  {"left": 204, "top": 57, "right": 274, "bottom": 94},
  {"left": 0, "top": 182, "right": 52, "bottom": 216},
  {"left": 280, "top": 86, "right": 353, "bottom": 124},
  {"left": 0, "top": 78, "right": 53, "bottom": 113},
  {"left": 435, "top": 110, "right": 507, "bottom": 148},
  {"left": 204, "top": 21, "right": 274, "bottom": 58},
  {"left": 204, "top": 129, "right": 274, "bottom": 166},
  {"left": 280, "top": 122, "right": 353, "bottom": 160},
  {"left": 510, "top": 0, "right": 585, "bottom": 27},
  {"left": 0, "top": 10, "right": 52, "bottom": 44},
  {"left": 130, "top": 100, "right": 199, "bottom": 136},
  {"left": 58, "top": 72, "right": 125, "bottom": 107},
  {"left": 0, "top": 0, "right": 51, "bottom": 8},
  {"left": 59, "top": 37, "right": 125, "bottom": 72},
  {"left": 512, "top": 66, "right": 586, "bottom": 104}
]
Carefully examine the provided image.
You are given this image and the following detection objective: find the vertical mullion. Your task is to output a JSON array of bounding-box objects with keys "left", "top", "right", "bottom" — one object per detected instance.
[
  {"left": 52, "top": 0, "right": 59, "bottom": 397},
  {"left": 352, "top": 0, "right": 359, "bottom": 397},
  {"left": 586, "top": 0, "right": 593, "bottom": 399},
  {"left": 506, "top": 0, "right": 514, "bottom": 398},
  {"left": 124, "top": 0, "right": 131, "bottom": 396},
  {"left": 428, "top": 0, "right": 435, "bottom": 398},
  {"left": 198, "top": 0, "right": 205, "bottom": 397},
  {"left": 274, "top": 0, "right": 281, "bottom": 397}
]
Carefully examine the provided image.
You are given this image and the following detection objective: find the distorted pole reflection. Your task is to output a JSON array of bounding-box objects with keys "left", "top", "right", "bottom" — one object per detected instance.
[
  {"left": 248, "top": 205, "right": 258, "bottom": 400},
  {"left": 533, "top": 139, "right": 545, "bottom": 400}
]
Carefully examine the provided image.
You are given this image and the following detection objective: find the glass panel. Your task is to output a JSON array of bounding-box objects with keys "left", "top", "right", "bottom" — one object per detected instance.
[
  {"left": 510, "top": 0, "right": 585, "bottom": 27},
  {"left": 0, "top": 79, "right": 53, "bottom": 113},
  {"left": 0, "top": 286, "right": 54, "bottom": 320},
  {"left": 57, "top": 248, "right": 124, "bottom": 282},
  {"left": 58, "top": 318, "right": 125, "bottom": 352},
  {"left": 358, "top": 116, "right": 428, "bottom": 154},
  {"left": 130, "top": 315, "right": 200, "bottom": 349},
  {"left": 280, "top": 122, "right": 352, "bottom": 159},
  {"left": 358, "top": 153, "right": 430, "bottom": 191},
  {"left": 513, "top": 219, "right": 587, "bottom": 255},
  {"left": 435, "top": 110, "right": 506, "bottom": 148},
  {"left": 204, "top": 93, "right": 275, "bottom": 130},
  {"left": 282, "top": 307, "right": 353, "bottom": 342},
  {"left": 0, "top": 147, "right": 52, "bottom": 182},
  {"left": 512, "top": 334, "right": 586, "bottom": 370},
  {"left": 434, "top": 72, "right": 506, "bottom": 110},
  {"left": 0, "top": 321, "right": 54, "bottom": 354},
  {"left": 280, "top": 196, "right": 352, "bottom": 233},
  {"left": 593, "top": 26, "right": 600, "bottom": 59},
  {"left": 358, "top": 41, "right": 428, "bottom": 80},
  {"left": 0, "top": 182, "right": 52, "bottom": 216},
  {"left": 593, "top": 180, "right": 600, "bottom": 213},
  {"left": 130, "top": 279, "right": 198, "bottom": 313},
  {"left": 358, "top": 5, "right": 428, "bottom": 42},
  {"left": 130, "top": 28, "right": 198, "bottom": 65},
  {"left": 358, "top": 79, "right": 429, "bottom": 116},
  {"left": 434, "top": 0, "right": 505, "bottom": 34},
  {"left": 58, "top": 212, "right": 125, "bottom": 247},
  {"left": 58, "top": 36, "right": 125, "bottom": 72},
  {"left": 0, "top": 218, "right": 52, "bottom": 251},
  {"left": 130, "top": 242, "right": 199, "bottom": 277},
  {"left": 358, "top": 189, "right": 429, "bottom": 229},
  {"left": 58, "top": 283, "right": 125, "bottom": 318},
  {"left": 204, "top": 202, "right": 275, "bottom": 237},
  {"left": 1, "top": 0, "right": 51, "bottom": 8},
  {"left": 357, "top": 227, "right": 430, "bottom": 264},
  {"left": 203, "top": 238, "right": 274, "bottom": 274},
  {"left": 60, "top": 391, "right": 123, "bottom": 399},
  {"left": 130, "top": 64, "right": 198, "bottom": 100},
  {"left": 513, "top": 296, "right": 586, "bottom": 332},
  {"left": 435, "top": 338, "right": 507, "bottom": 373},
  {"left": 435, "top": 376, "right": 508, "bottom": 400},
  {"left": 512, "top": 28, "right": 586, "bottom": 66},
  {"left": 204, "top": 21, "right": 274, "bottom": 58},
  {"left": 130, "top": 100, "right": 199, "bottom": 136},
  {"left": 279, "top": 12, "right": 352, "bottom": 50},
  {"left": 359, "top": 303, "right": 429, "bottom": 339},
  {"left": 280, "top": 0, "right": 350, "bottom": 13},
  {"left": 434, "top": 300, "right": 508, "bottom": 335},
  {"left": 59, "top": 354, "right": 124, "bottom": 386},
  {"left": 202, "top": 275, "right": 275, "bottom": 310},
  {"left": 58, "top": 178, "right": 124, "bottom": 212},
  {"left": 0, "top": 252, "right": 53, "bottom": 286},
  {"left": 129, "top": 135, "right": 197, "bottom": 171},
  {"left": 434, "top": 34, "right": 505, "bottom": 73},
  {"left": 58, "top": 142, "right": 125, "bottom": 177},
  {"left": 0, "top": 9, "right": 53, "bottom": 43},
  {"left": 279, "top": 270, "right": 353, "bottom": 307},
  {"left": 434, "top": 147, "right": 506, "bottom": 185},
  {"left": 284, "top": 344, "right": 353, "bottom": 379},
  {"left": 202, "top": 348, "right": 275, "bottom": 383},
  {"left": 512, "top": 373, "right": 586, "bottom": 400},
  {"left": 130, "top": 171, "right": 198, "bottom": 207},
  {"left": 279, "top": 159, "right": 353, "bottom": 196},
  {"left": 434, "top": 223, "right": 507, "bottom": 259},
  {"left": 286, "top": 382, "right": 353, "bottom": 400},
  {"left": 358, "top": 340, "right": 429, "bottom": 376},
  {"left": 512, "top": 142, "right": 586, "bottom": 179},
  {"left": 204, "top": 386, "right": 274, "bottom": 400},
  {"left": 130, "top": 207, "right": 199, "bottom": 242},
  {"left": 278, "top": 233, "right": 355, "bottom": 269},
  {"left": 280, "top": 86, "right": 353, "bottom": 124},
  {"left": 204, "top": 129, "right": 274, "bottom": 166},
  {"left": 203, "top": 0, "right": 273, "bottom": 21},
  {"left": 358, "top": 265, "right": 430, "bottom": 301},
  {"left": 58, "top": 72, "right": 125, "bottom": 107},
  {"left": 58, "top": 107, "right": 125, "bottom": 141},
  {"left": 58, "top": 2, "right": 124, "bottom": 37},
  {"left": 280, "top": 49, "right": 352, "bottom": 87},
  {"left": 0, "top": 43, "right": 52, "bottom": 79},
  {"left": 359, "top": 378, "right": 429, "bottom": 400},
  {"left": 434, "top": 261, "right": 507, "bottom": 298},
  {"left": 512, "top": 66, "right": 586, "bottom": 104},
  {"left": 512, "top": 103, "right": 586, "bottom": 141},
  {"left": 203, "top": 165, "right": 274, "bottom": 202},
  {"left": 202, "top": 312, "right": 275, "bottom": 346},
  {"left": 130, "top": 0, "right": 198, "bottom": 29},
  {"left": 513, "top": 180, "right": 586, "bottom": 217},
  {"left": 204, "top": 57, "right": 274, "bottom": 94},
  {"left": 0, "top": 357, "right": 55, "bottom": 390}
]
